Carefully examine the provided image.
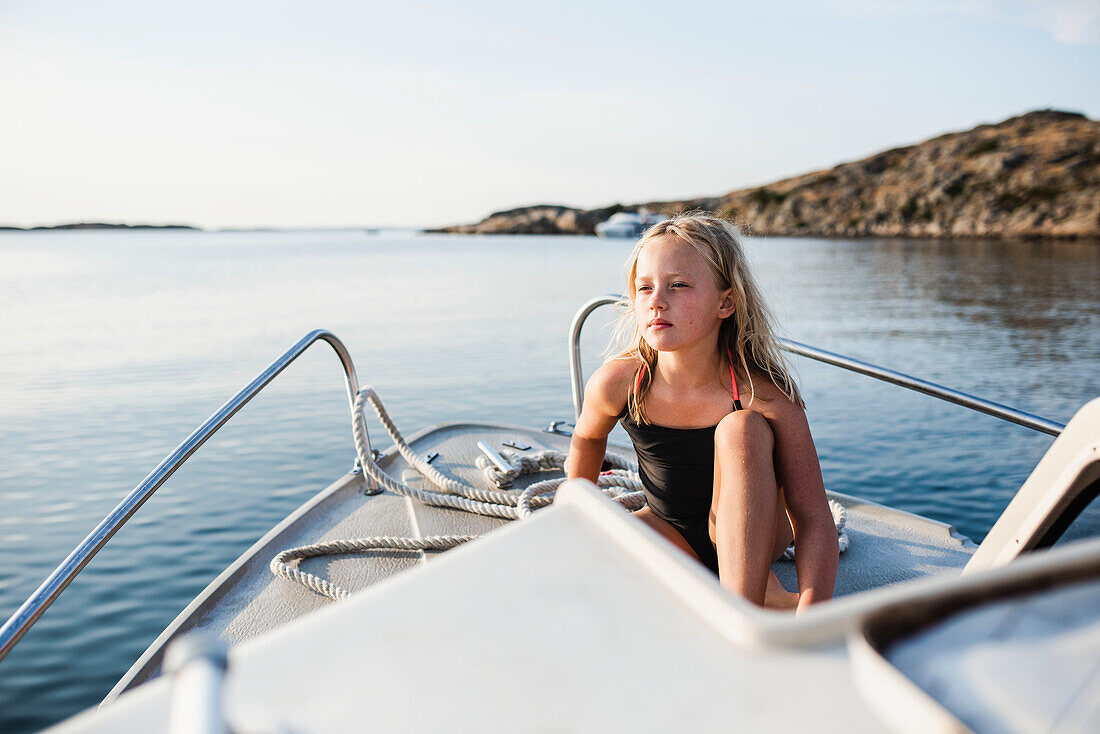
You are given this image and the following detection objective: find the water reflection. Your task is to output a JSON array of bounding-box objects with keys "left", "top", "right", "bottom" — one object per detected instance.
[
  {"left": 0, "top": 230, "right": 1096, "bottom": 733},
  {"left": 753, "top": 236, "right": 1098, "bottom": 424},
  {"left": 866, "top": 238, "right": 1099, "bottom": 355}
]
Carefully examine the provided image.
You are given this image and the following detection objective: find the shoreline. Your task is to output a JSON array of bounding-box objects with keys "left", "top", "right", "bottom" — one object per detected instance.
[
  {"left": 2, "top": 225, "right": 1096, "bottom": 244},
  {"left": 0, "top": 223, "right": 200, "bottom": 231}
]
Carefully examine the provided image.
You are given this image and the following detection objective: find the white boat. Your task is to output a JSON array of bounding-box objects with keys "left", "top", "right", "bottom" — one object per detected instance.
[
  {"left": 3, "top": 296, "right": 1098, "bottom": 733},
  {"left": 595, "top": 209, "right": 665, "bottom": 238}
]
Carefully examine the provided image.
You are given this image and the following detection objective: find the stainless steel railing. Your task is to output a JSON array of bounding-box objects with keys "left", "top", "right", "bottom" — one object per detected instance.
[
  {"left": 0, "top": 330, "right": 368, "bottom": 663},
  {"left": 568, "top": 295, "right": 1065, "bottom": 436}
]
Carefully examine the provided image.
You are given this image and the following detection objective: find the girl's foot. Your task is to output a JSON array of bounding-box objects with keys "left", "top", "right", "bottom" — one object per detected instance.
[{"left": 764, "top": 570, "right": 799, "bottom": 610}]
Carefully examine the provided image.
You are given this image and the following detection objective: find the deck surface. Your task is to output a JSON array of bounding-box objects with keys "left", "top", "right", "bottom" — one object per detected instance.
[{"left": 107, "top": 421, "right": 976, "bottom": 699}]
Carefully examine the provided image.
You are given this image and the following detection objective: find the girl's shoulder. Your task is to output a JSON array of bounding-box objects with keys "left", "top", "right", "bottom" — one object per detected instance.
[
  {"left": 585, "top": 355, "right": 640, "bottom": 417},
  {"left": 741, "top": 367, "right": 805, "bottom": 419}
]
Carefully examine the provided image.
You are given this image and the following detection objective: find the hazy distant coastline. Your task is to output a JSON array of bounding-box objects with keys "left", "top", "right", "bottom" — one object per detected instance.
[
  {"left": 0, "top": 224, "right": 422, "bottom": 234},
  {"left": 0, "top": 222, "right": 200, "bottom": 231},
  {"left": 438, "top": 110, "right": 1100, "bottom": 240}
]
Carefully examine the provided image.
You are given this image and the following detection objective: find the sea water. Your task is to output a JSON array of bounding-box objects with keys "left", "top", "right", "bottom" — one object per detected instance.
[{"left": 0, "top": 229, "right": 1096, "bottom": 732}]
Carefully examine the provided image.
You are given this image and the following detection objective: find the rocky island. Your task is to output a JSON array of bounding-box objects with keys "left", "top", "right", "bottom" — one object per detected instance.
[{"left": 438, "top": 110, "right": 1098, "bottom": 239}]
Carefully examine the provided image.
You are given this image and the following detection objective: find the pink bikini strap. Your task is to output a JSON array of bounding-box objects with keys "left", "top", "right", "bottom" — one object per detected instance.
[
  {"left": 727, "top": 353, "right": 740, "bottom": 401},
  {"left": 728, "top": 354, "right": 743, "bottom": 411}
]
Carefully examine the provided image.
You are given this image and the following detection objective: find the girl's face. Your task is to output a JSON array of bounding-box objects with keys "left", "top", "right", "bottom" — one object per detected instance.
[{"left": 632, "top": 235, "right": 734, "bottom": 353}]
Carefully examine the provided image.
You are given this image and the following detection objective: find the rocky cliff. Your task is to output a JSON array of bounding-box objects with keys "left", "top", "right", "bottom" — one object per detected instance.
[
  {"left": 434, "top": 204, "right": 631, "bottom": 236},
  {"left": 438, "top": 110, "right": 1098, "bottom": 239}
]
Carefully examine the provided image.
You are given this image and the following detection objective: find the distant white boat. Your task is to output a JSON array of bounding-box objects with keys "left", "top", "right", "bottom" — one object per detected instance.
[{"left": 595, "top": 210, "right": 664, "bottom": 238}]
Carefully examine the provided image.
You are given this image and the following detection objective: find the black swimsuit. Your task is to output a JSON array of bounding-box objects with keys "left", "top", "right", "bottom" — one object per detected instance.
[{"left": 618, "top": 364, "right": 741, "bottom": 576}]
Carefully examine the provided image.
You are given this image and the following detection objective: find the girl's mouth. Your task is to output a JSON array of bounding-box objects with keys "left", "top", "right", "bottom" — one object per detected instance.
[{"left": 648, "top": 319, "right": 671, "bottom": 329}]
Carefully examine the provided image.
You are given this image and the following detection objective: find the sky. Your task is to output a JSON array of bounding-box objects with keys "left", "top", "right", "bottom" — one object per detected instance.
[{"left": 0, "top": 0, "right": 1097, "bottom": 229}]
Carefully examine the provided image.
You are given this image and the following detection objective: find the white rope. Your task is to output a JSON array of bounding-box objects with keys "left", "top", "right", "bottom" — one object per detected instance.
[
  {"left": 272, "top": 536, "right": 475, "bottom": 601},
  {"left": 271, "top": 388, "right": 646, "bottom": 596},
  {"left": 782, "top": 500, "right": 849, "bottom": 560},
  {"left": 271, "top": 387, "right": 848, "bottom": 600}
]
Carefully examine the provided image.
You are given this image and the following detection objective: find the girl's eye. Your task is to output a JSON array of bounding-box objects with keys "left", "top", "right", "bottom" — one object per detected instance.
[
  {"left": 672, "top": 282, "right": 689, "bottom": 288},
  {"left": 636, "top": 285, "right": 652, "bottom": 292}
]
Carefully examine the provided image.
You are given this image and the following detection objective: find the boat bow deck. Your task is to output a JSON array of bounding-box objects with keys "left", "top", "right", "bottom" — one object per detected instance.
[{"left": 107, "top": 421, "right": 977, "bottom": 701}]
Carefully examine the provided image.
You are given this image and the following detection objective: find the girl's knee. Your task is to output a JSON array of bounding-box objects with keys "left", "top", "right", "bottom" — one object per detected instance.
[{"left": 714, "top": 410, "right": 774, "bottom": 454}]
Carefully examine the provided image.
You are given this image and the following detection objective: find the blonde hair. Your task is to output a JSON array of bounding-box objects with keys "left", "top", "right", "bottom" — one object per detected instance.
[{"left": 612, "top": 211, "right": 803, "bottom": 423}]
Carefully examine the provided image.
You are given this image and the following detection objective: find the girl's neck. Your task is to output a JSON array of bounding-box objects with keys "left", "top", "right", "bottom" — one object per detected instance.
[{"left": 653, "top": 342, "right": 725, "bottom": 389}]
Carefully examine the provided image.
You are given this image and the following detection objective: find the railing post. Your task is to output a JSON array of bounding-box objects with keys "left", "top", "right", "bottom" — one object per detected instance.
[{"left": 569, "top": 295, "right": 622, "bottom": 421}]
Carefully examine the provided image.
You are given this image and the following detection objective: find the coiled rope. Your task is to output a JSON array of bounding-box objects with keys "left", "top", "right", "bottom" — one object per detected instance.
[
  {"left": 271, "top": 387, "right": 846, "bottom": 601},
  {"left": 270, "top": 387, "right": 646, "bottom": 600}
]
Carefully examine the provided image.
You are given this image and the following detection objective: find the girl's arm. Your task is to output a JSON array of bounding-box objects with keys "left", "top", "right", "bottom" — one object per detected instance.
[
  {"left": 761, "top": 395, "right": 839, "bottom": 612},
  {"left": 567, "top": 361, "right": 630, "bottom": 483}
]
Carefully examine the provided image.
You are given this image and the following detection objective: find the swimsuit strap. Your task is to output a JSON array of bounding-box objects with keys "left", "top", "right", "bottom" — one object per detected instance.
[{"left": 729, "top": 354, "right": 743, "bottom": 411}]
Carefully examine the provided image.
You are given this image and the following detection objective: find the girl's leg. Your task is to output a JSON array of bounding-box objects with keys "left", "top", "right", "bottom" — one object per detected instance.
[
  {"left": 765, "top": 509, "right": 798, "bottom": 610},
  {"left": 708, "top": 410, "right": 798, "bottom": 608},
  {"left": 633, "top": 506, "right": 705, "bottom": 562},
  {"left": 772, "top": 501, "right": 795, "bottom": 561}
]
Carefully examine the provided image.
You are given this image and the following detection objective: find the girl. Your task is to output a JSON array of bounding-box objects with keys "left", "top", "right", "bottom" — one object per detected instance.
[{"left": 567, "top": 213, "right": 838, "bottom": 612}]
